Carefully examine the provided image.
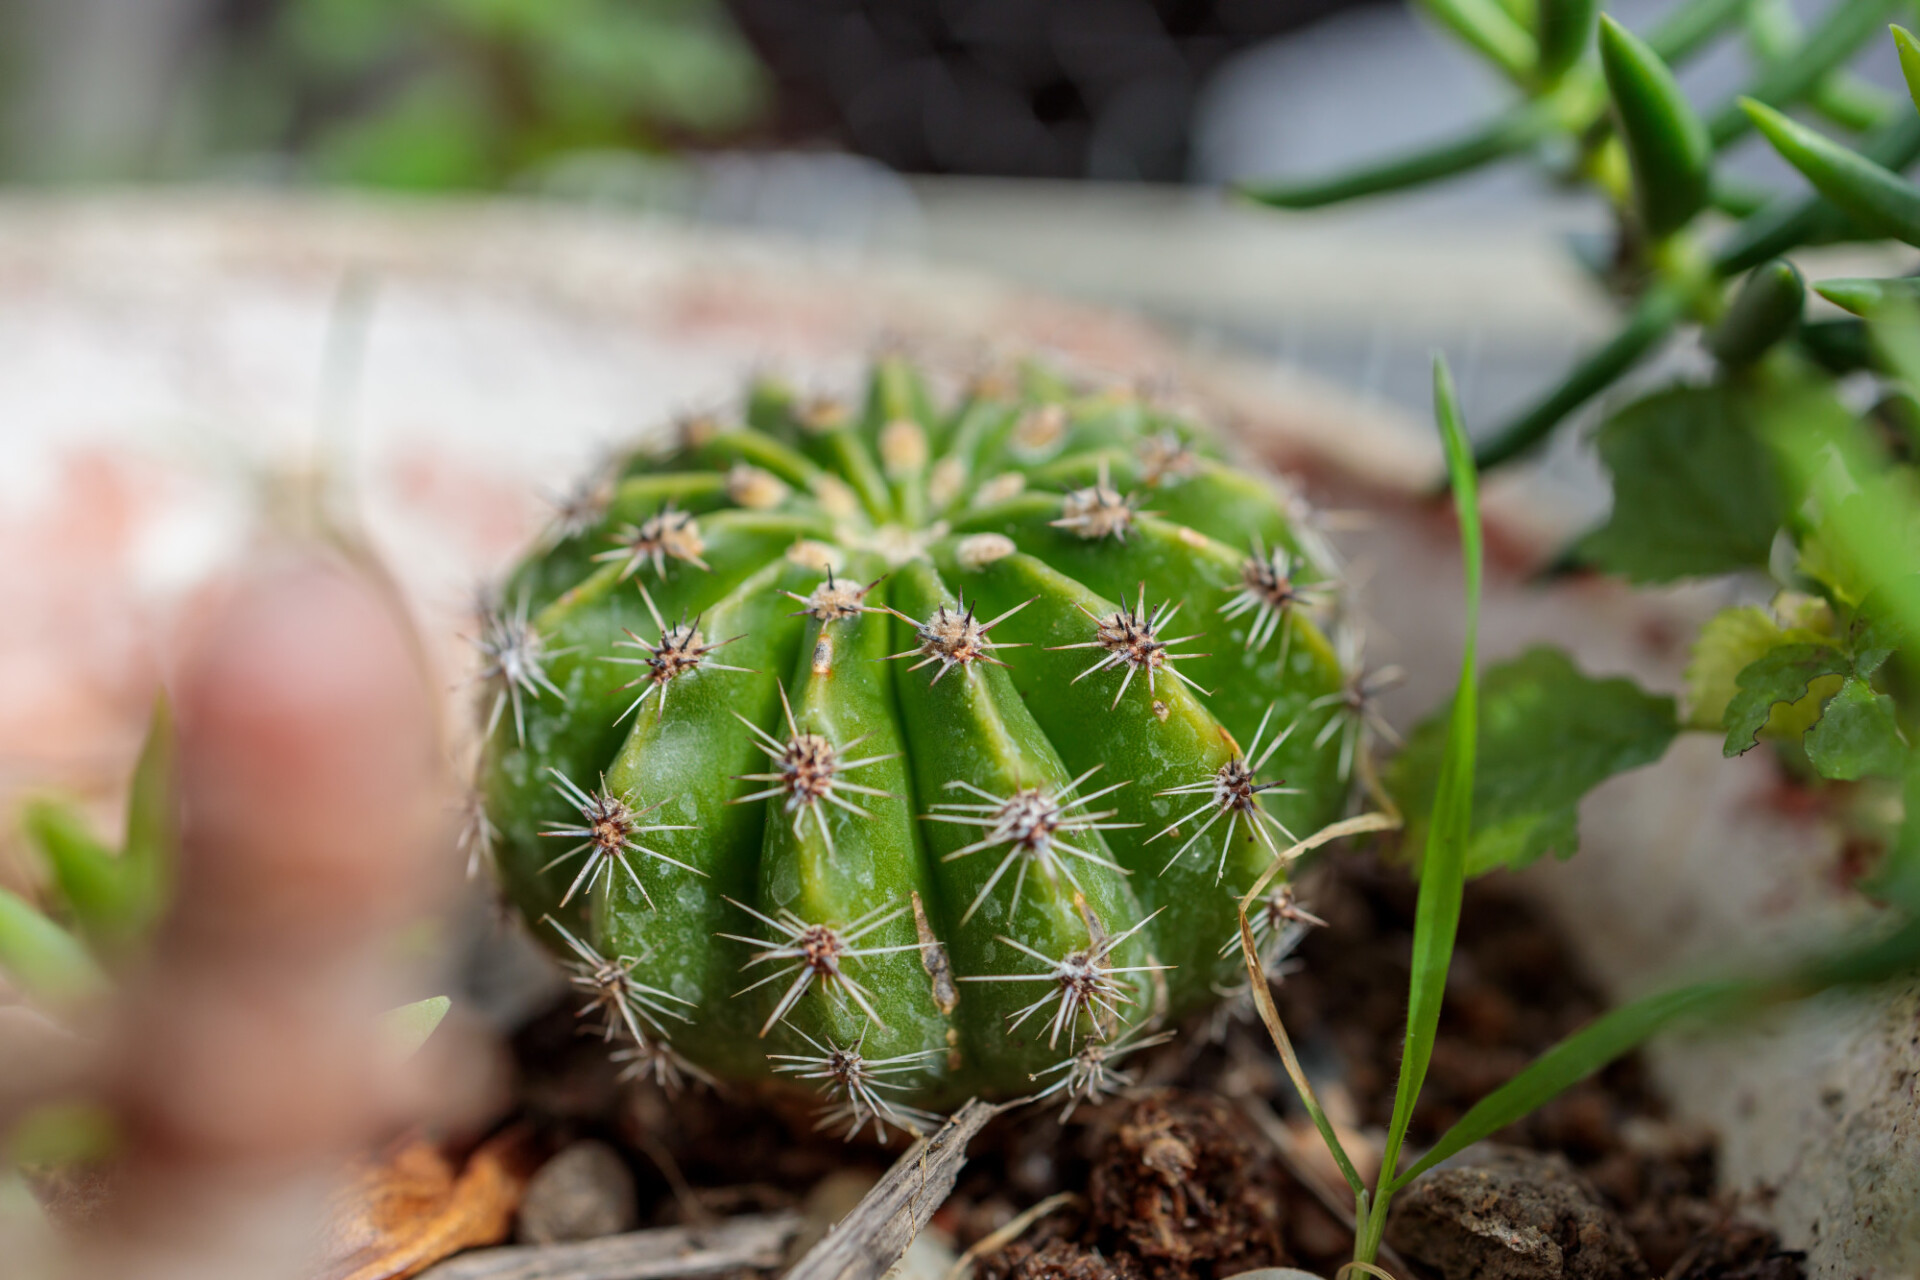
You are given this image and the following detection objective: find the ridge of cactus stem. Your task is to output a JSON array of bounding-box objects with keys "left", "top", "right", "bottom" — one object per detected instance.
[
  {"left": 1150, "top": 703, "right": 1305, "bottom": 880},
  {"left": 480, "top": 364, "right": 1359, "bottom": 1113},
  {"left": 767, "top": 1026, "right": 945, "bottom": 1141},
  {"left": 922, "top": 766, "right": 1135, "bottom": 927},
  {"left": 539, "top": 767, "right": 701, "bottom": 909},
  {"left": 1030, "top": 1022, "right": 1177, "bottom": 1120},
  {"left": 605, "top": 583, "right": 750, "bottom": 724},
  {"left": 547, "top": 915, "right": 693, "bottom": 1045},
  {"left": 469, "top": 588, "right": 570, "bottom": 746},
  {"left": 1047, "top": 583, "right": 1212, "bottom": 710},
  {"left": 957, "top": 903, "right": 1169, "bottom": 1051}
]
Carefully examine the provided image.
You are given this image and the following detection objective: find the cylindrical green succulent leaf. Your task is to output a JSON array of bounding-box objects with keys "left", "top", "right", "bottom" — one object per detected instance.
[
  {"left": 1599, "top": 14, "right": 1711, "bottom": 238},
  {"left": 1896, "top": 25, "right": 1920, "bottom": 117},
  {"left": 478, "top": 364, "right": 1360, "bottom": 1124},
  {"left": 1798, "top": 317, "right": 1874, "bottom": 374},
  {"left": 1238, "top": 104, "right": 1556, "bottom": 209},
  {"left": 1705, "top": 258, "right": 1806, "bottom": 366},
  {"left": 1643, "top": 0, "right": 1751, "bottom": 66},
  {"left": 1815, "top": 277, "right": 1920, "bottom": 317},
  {"left": 1744, "top": 96, "right": 1920, "bottom": 248},
  {"left": 1534, "top": 0, "right": 1597, "bottom": 84},
  {"left": 1414, "top": 0, "right": 1539, "bottom": 81},
  {"left": 1705, "top": 0, "right": 1904, "bottom": 146},
  {"left": 1474, "top": 282, "right": 1689, "bottom": 470},
  {"left": 1714, "top": 112, "right": 1920, "bottom": 276}
]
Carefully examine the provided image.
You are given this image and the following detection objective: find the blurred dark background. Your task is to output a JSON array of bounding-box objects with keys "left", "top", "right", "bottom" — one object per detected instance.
[
  {"left": 1, "top": 0, "right": 1378, "bottom": 188},
  {"left": 725, "top": 0, "right": 1373, "bottom": 180}
]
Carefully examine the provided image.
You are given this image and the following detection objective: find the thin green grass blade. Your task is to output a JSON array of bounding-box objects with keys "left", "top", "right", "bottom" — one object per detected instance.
[
  {"left": 1237, "top": 813, "right": 1401, "bottom": 1199},
  {"left": 1743, "top": 97, "right": 1920, "bottom": 247},
  {"left": 1388, "top": 979, "right": 1748, "bottom": 1190},
  {"left": 1377, "top": 357, "right": 1483, "bottom": 1192},
  {"left": 1394, "top": 910, "right": 1920, "bottom": 1193},
  {"left": 122, "top": 692, "right": 173, "bottom": 871},
  {"left": 1237, "top": 105, "right": 1553, "bottom": 209}
]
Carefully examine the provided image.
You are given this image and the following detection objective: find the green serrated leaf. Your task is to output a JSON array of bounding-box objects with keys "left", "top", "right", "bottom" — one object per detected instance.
[
  {"left": 1852, "top": 575, "right": 1920, "bottom": 676},
  {"left": 1390, "top": 647, "right": 1678, "bottom": 878},
  {"left": 1577, "top": 384, "right": 1787, "bottom": 582},
  {"left": 1796, "top": 467, "right": 1920, "bottom": 608},
  {"left": 1685, "top": 604, "right": 1836, "bottom": 730},
  {"left": 1804, "top": 677, "right": 1906, "bottom": 779},
  {"left": 1723, "top": 643, "right": 1850, "bottom": 756}
]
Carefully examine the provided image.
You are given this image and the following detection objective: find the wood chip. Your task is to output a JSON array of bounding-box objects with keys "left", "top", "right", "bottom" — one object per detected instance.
[
  {"left": 414, "top": 1211, "right": 804, "bottom": 1280},
  {"left": 784, "top": 1099, "right": 1009, "bottom": 1280}
]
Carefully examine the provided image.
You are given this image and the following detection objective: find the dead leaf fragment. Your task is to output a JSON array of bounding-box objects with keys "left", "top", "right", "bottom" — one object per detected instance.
[{"left": 316, "top": 1127, "right": 537, "bottom": 1280}]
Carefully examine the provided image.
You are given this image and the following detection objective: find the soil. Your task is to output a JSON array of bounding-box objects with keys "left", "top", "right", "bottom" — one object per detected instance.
[{"left": 499, "top": 854, "right": 1805, "bottom": 1280}]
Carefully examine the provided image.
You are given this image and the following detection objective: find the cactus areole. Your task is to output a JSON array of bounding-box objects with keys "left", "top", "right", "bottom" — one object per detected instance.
[{"left": 478, "top": 359, "right": 1361, "bottom": 1133}]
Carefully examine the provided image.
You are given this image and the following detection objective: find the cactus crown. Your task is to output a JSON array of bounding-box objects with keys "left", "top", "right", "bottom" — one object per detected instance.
[{"left": 478, "top": 357, "right": 1359, "bottom": 1134}]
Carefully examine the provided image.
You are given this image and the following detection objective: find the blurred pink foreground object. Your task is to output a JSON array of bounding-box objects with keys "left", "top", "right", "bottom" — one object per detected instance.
[{"left": 34, "top": 551, "right": 448, "bottom": 1280}]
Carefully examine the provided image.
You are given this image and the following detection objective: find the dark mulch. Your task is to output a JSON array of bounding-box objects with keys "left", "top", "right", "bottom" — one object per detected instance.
[{"left": 504, "top": 854, "right": 1801, "bottom": 1280}]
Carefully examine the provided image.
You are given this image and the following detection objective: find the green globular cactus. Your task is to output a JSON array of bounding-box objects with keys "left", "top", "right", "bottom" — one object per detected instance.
[{"left": 473, "top": 358, "right": 1371, "bottom": 1135}]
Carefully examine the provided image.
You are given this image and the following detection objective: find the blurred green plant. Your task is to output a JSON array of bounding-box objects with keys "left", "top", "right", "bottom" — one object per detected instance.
[
  {"left": 1250, "top": 9, "right": 1920, "bottom": 894},
  {"left": 1245, "top": 21, "right": 1920, "bottom": 1258},
  {"left": 1247, "top": 353, "right": 1920, "bottom": 1274},
  {"left": 1245, "top": 0, "right": 1920, "bottom": 470},
  {"left": 0, "top": 696, "right": 449, "bottom": 1188},
  {"left": 198, "top": 0, "right": 767, "bottom": 189}
]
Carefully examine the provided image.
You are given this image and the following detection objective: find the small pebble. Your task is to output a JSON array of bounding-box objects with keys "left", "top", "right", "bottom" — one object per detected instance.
[
  {"left": 1387, "top": 1144, "right": 1646, "bottom": 1280},
  {"left": 516, "top": 1139, "right": 638, "bottom": 1244}
]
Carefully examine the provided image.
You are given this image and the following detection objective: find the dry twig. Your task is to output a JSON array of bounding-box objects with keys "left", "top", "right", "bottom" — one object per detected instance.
[
  {"left": 415, "top": 1211, "right": 804, "bottom": 1280},
  {"left": 784, "top": 1099, "right": 1011, "bottom": 1280}
]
